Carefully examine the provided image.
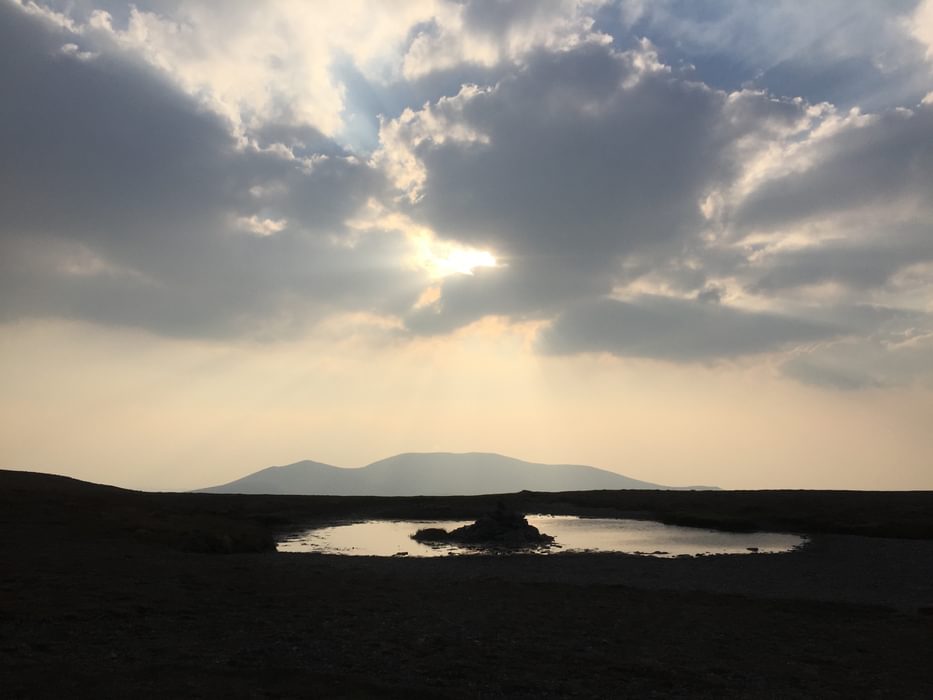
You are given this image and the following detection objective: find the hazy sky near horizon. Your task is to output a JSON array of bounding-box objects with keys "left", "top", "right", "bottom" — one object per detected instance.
[{"left": 2, "top": 0, "right": 932, "bottom": 491}]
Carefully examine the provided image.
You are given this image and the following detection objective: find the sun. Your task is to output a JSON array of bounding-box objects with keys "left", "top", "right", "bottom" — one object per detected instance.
[
  {"left": 433, "top": 248, "right": 498, "bottom": 276},
  {"left": 414, "top": 234, "right": 500, "bottom": 278}
]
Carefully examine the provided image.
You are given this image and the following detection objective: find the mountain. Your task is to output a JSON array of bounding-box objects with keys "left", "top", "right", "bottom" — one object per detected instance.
[{"left": 198, "top": 452, "right": 715, "bottom": 495}]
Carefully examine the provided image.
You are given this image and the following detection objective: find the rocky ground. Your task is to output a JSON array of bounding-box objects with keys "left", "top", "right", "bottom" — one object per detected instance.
[
  {"left": 412, "top": 503, "right": 555, "bottom": 548},
  {"left": 1, "top": 469, "right": 932, "bottom": 698}
]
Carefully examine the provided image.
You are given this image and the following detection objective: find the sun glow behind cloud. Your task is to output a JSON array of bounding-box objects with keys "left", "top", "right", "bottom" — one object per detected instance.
[
  {"left": 346, "top": 200, "right": 499, "bottom": 279},
  {"left": 428, "top": 248, "right": 498, "bottom": 277},
  {"left": 405, "top": 225, "right": 499, "bottom": 278}
]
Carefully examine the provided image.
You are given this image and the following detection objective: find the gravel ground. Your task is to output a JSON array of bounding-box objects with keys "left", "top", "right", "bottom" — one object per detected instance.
[
  {"left": 293, "top": 533, "right": 933, "bottom": 611},
  {"left": 2, "top": 470, "right": 932, "bottom": 698}
]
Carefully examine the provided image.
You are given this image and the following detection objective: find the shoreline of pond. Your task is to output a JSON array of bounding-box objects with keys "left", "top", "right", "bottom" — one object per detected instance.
[{"left": 277, "top": 514, "right": 808, "bottom": 558}]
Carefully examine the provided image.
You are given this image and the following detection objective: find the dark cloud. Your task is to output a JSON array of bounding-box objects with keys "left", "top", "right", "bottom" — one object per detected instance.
[
  {"left": 0, "top": 4, "right": 232, "bottom": 249},
  {"left": 251, "top": 122, "right": 350, "bottom": 159},
  {"left": 696, "top": 285, "right": 723, "bottom": 303},
  {"left": 413, "top": 47, "right": 726, "bottom": 258},
  {"left": 461, "top": 0, "right": 578, "bottom": 38},
  {"left": 397, "top": 45, "right": 802, "bottom": 331},
  {"left": 538, "top": 296, "right": 839, "bottom": 361},
  {"left": 729, "top": 105, "right": 933, "bottom": 295},
  {"left": 747, "top": 235, "right": 933, "bottom": 294},
  {"left": 405, "top": 257, "right": 609, "bottom": 335},
  {"left": 733, "top": 106, "right": 933, "bottom": 234},
  {"left": 781, "top": 356, "right": 884, "bottom": 391},
  {"left": 781, "top": 317, "right": 933, "bottom": 391},
  {"left": 0, "top": 3, "right": 416, "bottom": 338}
]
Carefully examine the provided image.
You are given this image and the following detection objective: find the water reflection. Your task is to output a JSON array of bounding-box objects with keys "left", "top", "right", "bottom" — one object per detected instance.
[
  {"left": 278, "top": 519, "right": 472, "bottom": 557},
  {"left": 277, "top": 515, "right": 805, "bottom": 557}
]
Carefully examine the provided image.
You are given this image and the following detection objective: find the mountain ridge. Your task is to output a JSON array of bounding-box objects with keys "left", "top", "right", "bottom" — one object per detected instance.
[{"left": 198, "top": 452, "right": 717, "bottom": 495}]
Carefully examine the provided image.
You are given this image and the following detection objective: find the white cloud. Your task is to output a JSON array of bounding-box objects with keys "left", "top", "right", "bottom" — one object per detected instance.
[
  {"left": 910, "top": 0, "right": 933, "bottom": 59},
  {"left": 23, "top": 0, "right": 613, "bottom": 144},
  {"left": 236, "top": 215, "right": 288, "bottom": 237},
  {"left": 13, "top": 0, "right": 79, "bottom": 30},
  {"left": 374, "top": 84, "right": 492, "bottom": 201},
  {"left": 401, "top": 0, "right": 611, "bottom": 79},
  {"left": 59, "top": 42, "right": 96, "bottom": 60},
  {"left": 27, "top": 0, "right": 444, "bottom": 138}
]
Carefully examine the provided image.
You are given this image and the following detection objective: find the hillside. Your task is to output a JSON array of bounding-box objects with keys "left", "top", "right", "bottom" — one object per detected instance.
[{"left": 199, "top": 452, "right": 712, "bottom": 495}]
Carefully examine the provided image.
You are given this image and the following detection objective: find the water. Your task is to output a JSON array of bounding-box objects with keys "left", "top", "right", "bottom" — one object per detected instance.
[{"left": 276, "top": 515, "right": 805, "bottom": 557}]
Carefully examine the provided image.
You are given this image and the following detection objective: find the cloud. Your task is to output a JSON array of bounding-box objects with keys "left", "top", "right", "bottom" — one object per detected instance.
[
  {"left": 376, "top": 32, "right": 933, "bottom": 386},
  {"left": 744, "top": 233, "right": 933, "bottom": 295},
  {"left": 732, "top": 106, "right": 933, "bottom": 233},
  {"left": 381, "top": 43, "right": 808, "bottom": 328},
  {"left": 37, "top": 0, "right": 445, "bottom": 139},
  {"left": 25, "top": 0, "right": 613, "bottom": 147},
  {"left": 783, "top": 319, "right": 933, "bottom": 390},
  {"left": 4, "top": 0, "right": 933, "bottom": 389},
  {"left": 0, "top": 2, "right": 420, "bottom": 338},
  {"left": 718, "top": 101, "right": 933, "bottom": 314},
  {"left": 402, "top": 0, "right": 611, "bottom": 79},
  {"left": 910, "top": 0, "right": 933, "bottom": 60},
  {"left": 538, "top": 295, "right": 838, "bottom": 361}
]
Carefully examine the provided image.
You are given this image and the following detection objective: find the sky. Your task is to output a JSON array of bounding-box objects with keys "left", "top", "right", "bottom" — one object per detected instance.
[{"left": 1, "top": 0, "right": 932, "bottom": 491}]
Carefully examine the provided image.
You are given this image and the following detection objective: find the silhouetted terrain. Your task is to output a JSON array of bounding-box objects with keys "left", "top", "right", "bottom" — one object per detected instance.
[
  {"left": 199, "top": 451, "right": 715, "bottom": 495},
  {"left": 2, "top": 469, "right": 932, "bottom": 698}
]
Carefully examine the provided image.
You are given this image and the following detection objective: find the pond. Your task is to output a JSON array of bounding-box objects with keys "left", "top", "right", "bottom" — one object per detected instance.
[{"left": 276, "top": 515, "right": 805, "bottom": 557}]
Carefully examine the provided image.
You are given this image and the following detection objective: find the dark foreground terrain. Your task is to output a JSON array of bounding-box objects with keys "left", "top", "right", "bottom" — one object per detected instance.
[{"left": 1, "top": 470, "right": 932, "bottom": 698}]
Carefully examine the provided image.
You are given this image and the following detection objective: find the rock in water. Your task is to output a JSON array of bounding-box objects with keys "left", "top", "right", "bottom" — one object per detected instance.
[{"left": 412, "top": 503, "right": 554, "bottom": 549}]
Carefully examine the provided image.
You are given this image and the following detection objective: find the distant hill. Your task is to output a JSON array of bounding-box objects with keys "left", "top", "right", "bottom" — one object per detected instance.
[{"left": 198, "top": 452, "right": 716, "bottom": 496}]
